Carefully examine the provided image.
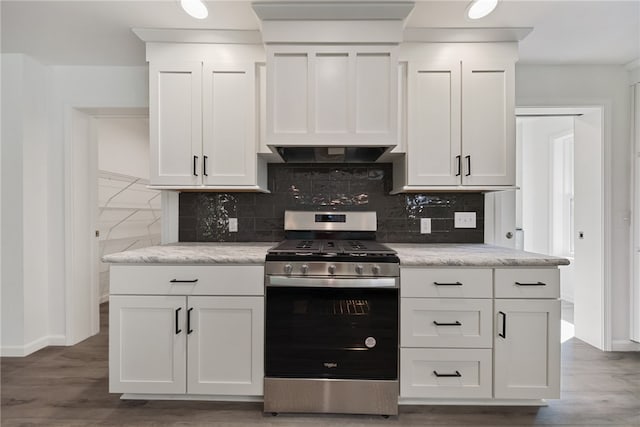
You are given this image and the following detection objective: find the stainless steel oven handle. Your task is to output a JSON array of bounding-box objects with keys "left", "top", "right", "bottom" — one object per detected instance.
[{"left": 266, "top": 276, "right": 398, "bottom": 289}]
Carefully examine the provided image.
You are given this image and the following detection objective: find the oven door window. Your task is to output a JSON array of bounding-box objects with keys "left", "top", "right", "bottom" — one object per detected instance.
[{"left": 265, "top": 287, "right": 398, "bottom": 380}]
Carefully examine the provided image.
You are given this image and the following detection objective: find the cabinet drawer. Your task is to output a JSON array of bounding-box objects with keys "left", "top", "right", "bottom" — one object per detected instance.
[
  {"left": 110, "top": 265, "right": 264, "bottom": 296},
  {"left": 401, "top": 268, "right": 492, "bottom": 298},
  {"left": 400, "top": 348, "right": 492, "bottom": 399},
  {"left": 401, "top": 298, "right": 492, "bottom": 348},
  {"left": 494, "top": 268, "right": 559, "bottom": 299}
]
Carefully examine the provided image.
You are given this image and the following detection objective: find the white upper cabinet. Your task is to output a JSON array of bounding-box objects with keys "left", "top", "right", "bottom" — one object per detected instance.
[
  {"left": 461, "top": 61, "right": 515, "bottom": 186},
  {"left": 150, "top": 63, "right": 202, "bottom": 187},
  {"left": 148, "top": 52, "right": 268, "bottom": 191},
  {"left": 202, "top": 63, "right": 257, "bottom": 187},
  {"left": 393, "top": 44, "right": 517, "bottom": 192},
  {"left": 266, "top": 45, "right": 398, "bottom": 146},
  {"left": 406, "top": 59, "right": 461, "bottom": 186}
]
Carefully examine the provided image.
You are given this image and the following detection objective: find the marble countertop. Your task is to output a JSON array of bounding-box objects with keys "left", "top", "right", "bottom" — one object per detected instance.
[
  {"left": 387, "top": 243, "right": 570, "bottom": 267},
  {"left": 102, "top": 242, "right": 277, "bottom": 264},
  {"left": 103, "top": 242, "right": 569, "bottom": 267}
]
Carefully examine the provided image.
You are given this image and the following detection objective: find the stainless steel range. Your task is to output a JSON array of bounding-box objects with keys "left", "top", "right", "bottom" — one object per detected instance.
[{"left": 264, "top": 211, "right": 399, "bottom": 416}]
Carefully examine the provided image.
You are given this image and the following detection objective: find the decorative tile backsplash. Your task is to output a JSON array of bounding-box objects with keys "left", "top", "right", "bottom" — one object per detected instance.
[{"left": 179, "top": 163, "right": 484, "bottom": 243}]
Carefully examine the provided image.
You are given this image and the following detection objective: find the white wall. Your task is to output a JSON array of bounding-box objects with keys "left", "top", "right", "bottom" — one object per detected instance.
[
  {"left": 98, "top": 117, "right": 150, "bottom": 178},
  {"left": 1, "top": 54, "right": 52, "bottom": 355},
  {"left": 1, "top": 57, "right": 149, "bottom": 354},
  {"left": 516, "top": 64, "right": 631, "bottom": 346},
  {"left": 48, "top": 66, "right": 148, "bottom": 343}
]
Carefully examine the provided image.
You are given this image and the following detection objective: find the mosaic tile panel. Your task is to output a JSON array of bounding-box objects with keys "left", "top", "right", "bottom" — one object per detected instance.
[{"left": 179, "top": 163, "right": 485, "bottom": 243}]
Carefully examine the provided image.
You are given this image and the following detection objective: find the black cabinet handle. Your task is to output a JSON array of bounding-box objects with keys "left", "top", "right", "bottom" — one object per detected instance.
[
  {"left": 433, "top": 281, "right": 463, "bottom": 286},
  {"left": 203, "top": 155, "right": 208, "bottom": 177},
  {"left": 515, "top": 281, "right": 546, "bottom": 286},
  {"left": 465, "top": 155, "right": 471, "bottom": 176},
  {"left": 187, "top": 308, "right": 194, "bottom": 334},
  {"left": 170, "top": 279, "right": 198, "bottom": 283},
  {"left": 175, "top": 307, "right": 182, "bottom": 334},
  {"left": 193, "top": 155, "right": 198, "bottom": 176},
  {"left": 433, "top": 320, "right": 462, "bottom": 326},
  {"left": 455, "top": 155, "right": 461, "bottom": 176},
  {"left": 433, "top": 370, "right": 461, "bottom": 378},
  {"left": 498, "top": 311, "right": 506, "bottom": 338}
]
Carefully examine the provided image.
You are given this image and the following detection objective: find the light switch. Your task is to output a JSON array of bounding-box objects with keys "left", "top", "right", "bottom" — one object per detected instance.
[
  {"left": 229, "top": 218, "right": 238, "bottom": 232},
  {"left": 454, "top": 212, "right": 476, "bottom": 228},
  {"left": 420, "top": 218, "right": 431, "bottom": 234}
]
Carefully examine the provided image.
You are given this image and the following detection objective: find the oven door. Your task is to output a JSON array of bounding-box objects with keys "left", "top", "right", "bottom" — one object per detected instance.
[{"left": 265, "top": 276, "right": 398, "bottom": 381}]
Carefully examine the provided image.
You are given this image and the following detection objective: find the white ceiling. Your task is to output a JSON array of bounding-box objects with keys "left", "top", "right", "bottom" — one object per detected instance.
[{"left": 1, "top": 0, "right": 638, "bottom": 66}]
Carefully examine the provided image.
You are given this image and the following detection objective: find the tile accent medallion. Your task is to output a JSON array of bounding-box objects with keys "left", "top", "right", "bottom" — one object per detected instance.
[{"left": 179, "top": 163, "right": 484, "bottom": 243}]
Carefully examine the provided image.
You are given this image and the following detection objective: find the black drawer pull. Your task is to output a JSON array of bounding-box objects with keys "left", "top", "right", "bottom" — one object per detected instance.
[
  {"left": 175, "top": 307, "right": 182, "bottom": 334},
  {"left": 433, "top": 321, "right": 462, "bottom": 326},
  {"left": 170, "top": 279, "right": 199, "bottom": 283},
  {"left": 498, "top": 311, "right": 506, "bottom": 338},
  {"left": 433, "top": 281, "right": 463, "bottom": 286},
  {"left": 433, "top": 370, "right": 461, "bottom": 378},
  {"left": 455, "top": 155, "right": 461, "bottom": 176},
  {"left": 515, "top": 281, "right": 546, "bottom": 286},
  {"left": 187, "top": 308, "right": 194, "bottom": 334},
  {"left": 465, "top": 155, "right": 471, "bottom": 176},
  {"left": 193, "top": 155, "right": 198, "bottom": 176}
]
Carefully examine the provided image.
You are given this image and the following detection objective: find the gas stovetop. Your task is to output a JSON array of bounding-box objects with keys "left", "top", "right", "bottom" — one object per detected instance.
[{"left": 267, "top": 239, "right": 397, "bottom": 257}]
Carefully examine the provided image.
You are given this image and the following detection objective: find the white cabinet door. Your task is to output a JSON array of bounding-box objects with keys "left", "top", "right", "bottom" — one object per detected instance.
[
  {"left": 461, "top": 61, "right": 515, "bottom": 186},
  {"left": 109, "top": 295, "right": 186, "bottom": 394},
  {"left": 407, "top": 59, "right": 461, "bottom": 186},
  {"left": 266, "top": 45, "right": 398, "bottom": 146},
  {"left": 494, "top": 299, "right": 560, "bottom": 399},
  {"left": 187, "top": 296, "right": 264, "bottom": 395},
  {"left": 202, "top": 63, "right": 257, "bottom": 187},
  {"left": 150, "top": 63, "right": 202, "bottom": 186}
]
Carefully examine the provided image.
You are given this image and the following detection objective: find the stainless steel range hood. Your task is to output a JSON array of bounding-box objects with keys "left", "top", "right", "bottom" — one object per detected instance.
[{"left": 275, "top": 147, "right": 389, "bottom": 163}]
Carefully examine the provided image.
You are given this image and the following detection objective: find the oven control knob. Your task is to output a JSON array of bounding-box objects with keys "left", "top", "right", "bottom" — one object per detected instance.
[
  {"left": 355, "top": 264, "right": 364, "bottom": 275},
  {"left": 300, "top": 264, "right": 309, "bottom": 274},
  {"left": 328, "top": 264, "right": 336, "bottom": 275},
  {"left": 283, "top": 264, "right": 293, "bottom": 274},
  {"left": 372, "top": 265, "right": 381, "bottom": 275},
  {"left": 365, "top": 337, "right": 377, "bottom": 349}
]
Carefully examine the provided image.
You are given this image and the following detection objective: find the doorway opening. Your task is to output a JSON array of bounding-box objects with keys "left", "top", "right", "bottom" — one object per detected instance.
[
  {"left": 515, "top": 106, "right": 605, "bottom": 350},
  {"left": 65, "top": 108, "right": 159, "bottom": 345}
]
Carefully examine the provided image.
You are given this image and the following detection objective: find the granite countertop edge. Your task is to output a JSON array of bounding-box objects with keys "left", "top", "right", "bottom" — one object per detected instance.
[{"left": 102, "top": 243, "right": 570, "bottom": 267}]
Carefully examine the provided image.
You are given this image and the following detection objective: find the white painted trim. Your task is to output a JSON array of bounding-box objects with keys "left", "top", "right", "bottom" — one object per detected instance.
[
  {"left": 100, "top": 294, "right": 109, "bottom": 304},
  {"left": 399, "top": 398, "right": 548, "bottom": 406},
  {"left": 631, "top": 84, "right": 640, "bottom": 343},
  {"left": 161, "top": 190, "right": 179, "bottom": 244},
  {"left": 516, "top": 102, "right": 611, "bottom": 351},
  {"left": 611, "top": 339, "right": 640, "bottom": 351},
  {"left": 403, "top": 27, "right": 533, "bottom": 43},
  {"left": 260, "top": 20, "right": 405, "bottom": 44},
  {"left": 120, "top": 394, "right": 263, "bottom": 402},
  {"left": 132, "top": 28, "right": 262, "bottom": 44},
  {"left": 63, "top": 106, "right": 75, "bottom": 345},
  {"left": 1, "top": 335, "right": 67, "bottom": 357}
]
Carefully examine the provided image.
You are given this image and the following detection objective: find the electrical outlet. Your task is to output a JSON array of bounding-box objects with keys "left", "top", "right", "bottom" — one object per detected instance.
[
  {"left": 454, "top": 212, "right": 476, "bottom": 228},
  {"left": 420, "top": 218, "right": 431, "bottom": 234},
  {"left": 228, "top": 218, "right": 238, "bottom": 232}
]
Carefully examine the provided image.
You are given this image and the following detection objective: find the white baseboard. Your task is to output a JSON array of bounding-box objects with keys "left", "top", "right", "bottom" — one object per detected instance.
[
  {"left": 100, "top": 293, "right": 109, "bottom": 304},
  {"left": 1, "top": 334, "right": 67, "bottom": 357},
  {"left": 611, "top": 339, "right": 640, "bottom": 351}
]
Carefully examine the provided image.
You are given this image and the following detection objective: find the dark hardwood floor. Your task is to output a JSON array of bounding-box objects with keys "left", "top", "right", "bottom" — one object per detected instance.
[{"left": 2, "top": 303, "right": 639, "bottom": 426}]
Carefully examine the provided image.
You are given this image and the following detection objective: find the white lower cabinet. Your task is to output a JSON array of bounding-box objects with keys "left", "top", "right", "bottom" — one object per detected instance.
[
  {"left": 187, "top": 296, "right": 264, "bottom": 395},
  {"left": 400, "top": 348, "right": 492, "bottom": 399},
  {"left": 399, "top": 266, "right": 562, "bottom": 404},
  {"left": 109, "top": 295, "right": 187, "bottom": 394},
  {"left": 109, "top": 266, "right": 264, "bottom": 398},
  {"left": 494, "top": 299, "right": 561, "bottom": 399}
]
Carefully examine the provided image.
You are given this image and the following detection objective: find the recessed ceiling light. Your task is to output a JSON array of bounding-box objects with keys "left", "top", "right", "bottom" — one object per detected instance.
[
  {"left": 181, "top": 0, "right": 208, "bottom": 19},
  {"left": 466, "top": 0, "right": 498, "bottom": 20}
]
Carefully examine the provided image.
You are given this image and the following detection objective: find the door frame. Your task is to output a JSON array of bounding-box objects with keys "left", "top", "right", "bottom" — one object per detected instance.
[
  {"left": 64, "top": 106, "right": 149, "bottom": 345},
  {"left": 514, "top": 103, "right": 612, "bottom": 351}
]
